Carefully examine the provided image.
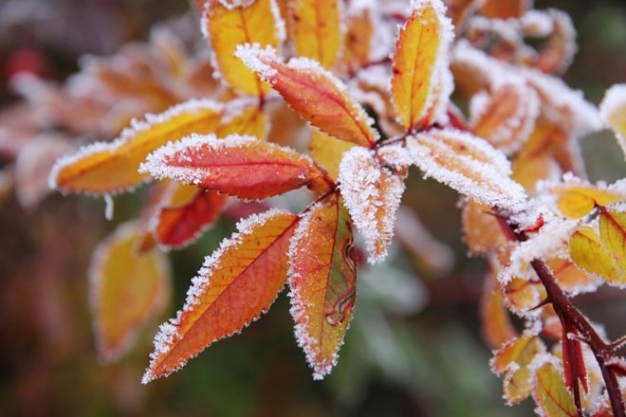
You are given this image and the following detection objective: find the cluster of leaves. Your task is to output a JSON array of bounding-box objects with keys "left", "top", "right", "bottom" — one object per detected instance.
[{"left": 34, "top": 0, "right": 626, "bottom": 415}]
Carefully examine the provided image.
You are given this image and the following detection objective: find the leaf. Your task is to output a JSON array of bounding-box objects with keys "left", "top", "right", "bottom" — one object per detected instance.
[
  {"left": 533, "top": 361, "right": 578, "bottom": 417},
  {"left": 462, "top": 200, "right": 508, "bottom": 255},
  {"left": 342, "top": 5, "right": 374, "bottom": 73},
  {"left": 338, "top": 146, "right": 405, "bottom": 264},
  {"left": 551, "top": 185, "right": 625, "bottom": 219},
  {"left": 288, "top": 0, "right": 342, "bottom": 69},
  {"left": 202, "top": 0, "right": 284, "bottom": 96},
  {"left": 599, "top": 84, "right": 626, "bottom": 158},
  {"left": 216, "top": 99, "right": 269, "bottom": 139},
  {"left": 50, "top": 99, "right": 223, "bottom": 195},
  {"left": 480, "top": 267, "right": 517, "bottom": 349},
  {"left": 599, "top": 208, "right": 626, "bottom": 277},
  {"left": 492, "top": 334, "right": 546, "bottom": 404},
  {"left": 390, "top": 0, "right": 454, "bottom": 131},
  {"left": 152, "top": 183, "right": 228, "bottom": 249},
  {"left": 547, "top": 258, "right": 600, "bottom": 294},
  {"left": 530, "top": 10, "right": 576, "bottom": 75},
  {"left": 480, "top": 0, "right": 530, "bottom": 19},
  {"left": 470, "top": 80, "right": 539, "bottom": 154},
  {"left": 288, "top": 192, "right": 357, "bottom": 379},
  {"left": 309, "top": 129, "right": 355, "bottom": 181},
  {"left": 407, "top": 129, "right": 526, "bottom": 209},
  {"left": 90, "top": 222, "right": 170, "bottom": 363},
  {"left": 236, "top": 44, "right": 378, "bottom": 147},
  {"left": 503, "top": 277, "right": 546, "bottom": 314},
  {"left": 141, "top": 133, "right": 331, "bottom": 199},
  {"left": 570, "top": 226, "right": 622, "bottom": 284},
  {"left": 142, "top": 209, "right": 298, "bottom": 383}
]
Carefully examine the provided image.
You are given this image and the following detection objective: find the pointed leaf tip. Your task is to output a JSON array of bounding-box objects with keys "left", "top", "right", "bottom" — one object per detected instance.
[{"left": 142, "top": 209, "right": 298, "bottom": 383}]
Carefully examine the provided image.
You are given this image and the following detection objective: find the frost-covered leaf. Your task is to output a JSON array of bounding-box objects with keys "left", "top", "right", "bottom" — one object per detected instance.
[
  {"left": 533, "top": 361, "right": 578, "bottom": 417},
  {"left": 503, "top": 277, "right": 545, "bottom": 314},
  {"left": 548, "top": 258, "right": 600, "bottom": 295},
  {"left": 599, "top": 84, "right": 626, "bottom": 158},
  {"left": 142, "top": 209, "right": 298, "bottom": 383},
  {"left": 480, "top": 0, "right": 530, "bottom": 19},
  {"left": 599, "top": 208, "right": 626, "bottom": 277},
  {"left": 288, "top": 0, "right": 342, "bottom": 69},
  {"left": 141, "top": 133, "right": 330, "bottom": 199},
  {"left": 152, "top": 183, "right": 227, "bottom": 249},
  {"left": 391, "top": 0, "right": 454, "bottom": 131},
  {"left": 236, "top": 44, "right": 378, "bottom": 147},
  {"left": 50, "top": 99, "right": 223, "bottom": 195},
  {"left": 492, "top": 334, "right": 546, "bottom": 404},
  {"left": 407, "top": 129, "right": 526, "bottom": 208},
  {"left": 309, "top": 129, "right": 355, "bottom": 181},
  {"left": 470, "top": 80, "right": 539, "bottom": 154},
  {"left": 202, "top": 0, "right": 284, "bottom": 96},
  {"left": 338, "top": 146, "right": 405, "bottom": 264},
  {"left": 462, "top": 200, "right": 508, "bottom": 255},
  {"left": 288, "top": 192, "right": 356, "bottom": 380},
  {"left": 569, "top": 226, "right": 622, "bottom": 284},
  {"left": 547, "top": 180, "right": 626, "bottom": 219},
  {"left": 342, "top": 5, "right": 374, "bottom": 73},
  {"left": 530, "top": 10, "right": 576, "bottom": 75},
  {"left": 90, "top": 222, "right": 170, "bottom": 363},
  {"left": 481, "top": 268, "right": 517, "bottom": 349}
]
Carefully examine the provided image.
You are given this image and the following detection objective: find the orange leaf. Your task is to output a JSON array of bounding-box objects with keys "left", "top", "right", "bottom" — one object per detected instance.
[
  {"left": 142, "top": 209, "right": 298, "bottom": 383},
  {"left": 289, "top": 192, "right": 356, "bottom": 379},
  {"left": 50, "top": 99, "right": 223, "bottom": 195},
  {"left": 152, "top": 183, "right": 228, "bottom": 249},
  {"left": 533, "top": 361, "right": 577, "bottom": 417},
  {"left": 236, "top": 44, "right": 378, "bottom": 147},
  {"left": 407, "top": 129, "right": 526, "bottom": 208},
  {"left": 480, "top": 268, "right": 517, "bottom": 349},
  {"left": 548, "top": 258, "right": 600, "bottom": 294},
  {"left": 480, "top": 0, "right": 530, "bottom": 19},
  {"left": 90, "top": 222, "right": 170, "bottom": 363},
  {"left": 338, "top": 146, "right": 405, "bottom": 264},
  {"left": 492, "top": 334, "right": 546, "bottom": 404},
  {"left": 309, "top": 129, "right": 355, "bottom": 181},
  {"left": 600, "top": 84, "right": 626, "bottom": 158},
  {"left": 202, "top": 0, "right": 284, "bottom": 96},
  {"left": 391, "top": 0, "right": 454, "bottom": 131},
  {"left": 342, "top": 5, "right": 374, "bottom": 73},
  {"left": 462, "top": 200, "right": 507, "bottom": 255},
  {"left": 288, "top": 0, "right": 341, "bottom": 69},
  {"left": 503, "top": 277, "right": 546, "bottom": 314},
  {"left": 570, "top": 226, "right": 621, "bottom": 283},
  {"left": 141, "top": 133, "right": 330, "bottom": 199},
  {"left": 529, "top": 10, "right": 576, "bottom": 75},
  {"left": 471, "top": 81, "right": 539, "bottom": 154}
]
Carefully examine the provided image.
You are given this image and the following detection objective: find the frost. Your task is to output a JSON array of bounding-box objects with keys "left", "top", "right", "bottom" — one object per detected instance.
[
  {"left": 338, "top": 147, "right": 405, "bottom": 264},
  {"left": 467, "top": 15, "right": 522, "bottom": 45},
  {"left": 104, "top": 194, "right": 114, "bottom": 221},
  {"left": 599, "top": 84, "right": 626, "bottom": 157},
  {"left": 521, "top": 10, "right": 554, "bottom": 37},
  {"left": 406, "top": 130, "right": 527, "bottom": 210},
  {"left": 234, "top": 43, "right": 280, "bottom": 80}
]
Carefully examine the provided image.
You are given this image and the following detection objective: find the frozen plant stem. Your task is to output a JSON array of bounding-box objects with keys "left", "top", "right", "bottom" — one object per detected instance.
[{"left": 496, "top": 215, "right": 626, "bottom": 417}]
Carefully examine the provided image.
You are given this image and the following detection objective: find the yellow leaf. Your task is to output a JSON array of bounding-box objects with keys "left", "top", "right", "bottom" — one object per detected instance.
[
  {"left": 309, "top": 129, "right": 355, "bottom": 180},
  {"left": 216, "top": 99, "right": 268, "bottom": 139},
  {"left": 50, "top": 100, "right": 223, "bottom": 195},
  {"left": 552, "top": 185, "right": 625, "bottom": 218},
  {"left": 391, "top": 0, "right": 453, "bottom": 131},
  {"left": 533, "top": 362, "right": 578, "bottom": 417},
  {"left": 90, "top": 222, "right": 170, "bottom": 363},
  {"left": 569, "top": 226, "right": 621, "bottom": 282},
  {"left": 599, "top": 208, "right": 626, "bottom": 278},
  {"left": 288, "top": 0, "right": 341, "bottom": 69},
  {"left": 203, "top": 0, "right": 284, "bottom": 96}
]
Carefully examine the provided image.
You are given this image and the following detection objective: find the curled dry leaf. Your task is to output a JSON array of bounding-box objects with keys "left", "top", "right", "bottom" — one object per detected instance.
[
  {"left": 50, "top": 99, "right": 223, "bottom": 195},
  {"left": 90, "top": 222, "right": 171, "bottom": 363},
  {"left": 288, "top": 192, "right": 357, "bottom": 379},
  {"left": 288, "top": 0, "right": 342, "bottom": 69},
  {"left": 141, "top": 133, "right": 331, "bottom": 199},
  {"left": 143, "top": 209, "right": 298, "bottom": 383},
  {"left": 202, "top": 0, "right": 284, "bottom": 96},
  {"left": 391, "top": 0, "right": 454, "bottom": 131},
  {"left": 236, "top": 44, "right": 378, "bottom": 147},
  {"left": 338, "top": 146, "right": 405, "bottom": 264}
]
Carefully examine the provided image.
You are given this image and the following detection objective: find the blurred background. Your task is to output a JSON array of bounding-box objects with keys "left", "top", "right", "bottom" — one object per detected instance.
[{"left": 0, "top": 0, "right": 625, "bottom": 416}]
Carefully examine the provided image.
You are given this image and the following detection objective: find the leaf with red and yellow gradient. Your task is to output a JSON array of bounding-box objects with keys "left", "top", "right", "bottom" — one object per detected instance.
[
  {"left": 492, "top": 334, "right": 546, "bottom": 404},
  {"left": 288, "top": 0, "right": 341, "bottom": 69},
  {"left": 407, "top": 129, "right": 526, "bottom": 209},
  {"left": 152, "top": 182, "right": 227, "bottom": 249},
  {"left": 142, "top": 209, "right": 298, "bottom": 383},
  {"left": 141, "top": 133, "right": 331, "bottom": 199},
  {"left": 391, "top": 0, "right": 454, "bottom": 131},
  {"left": 600, "top": 84, "right": 626, "bottom": 157},
  {"left": 202, "top": 0, "right": 284, "bottom": 96},
  {"left": 50, "top": 99, "right": 223, "bottom": 195},
  {"left": 342, "top": 6, "right": 373, "bottom": 73},
  {"left": 569, "top": 226, "right": 622, "bottom": 283},
  {"left": 338, "top": 146, "right": 405, "bottom": 264},
  {"left": 90, "top": 222, "right": 170, "bottom": 363},
  {"left": 480, "top": 0, "right": 530, "bottom": 19},
  {"left": 470, "top": 81, "right": 539, "bottom": 154},
  {"left": 309, "top": 129, "right": 355, "bottom": 180},
  {"left": 236, "top": 44, "right": 378, "bottom": 147},
  {"left": 550, "top": 185, "right": 625, "bottom": 219},
  {"left": 288, "top": 192, "right": 357, "bottom": 379},
  {"left": 599, "top": 207, "right": 626, "bottom": 281},
  {"left": 533, "top": 361, "right": 577, "bottom": 417},
  {"left": 481, "top": 268, "right": 517, "bottom": 349}
]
